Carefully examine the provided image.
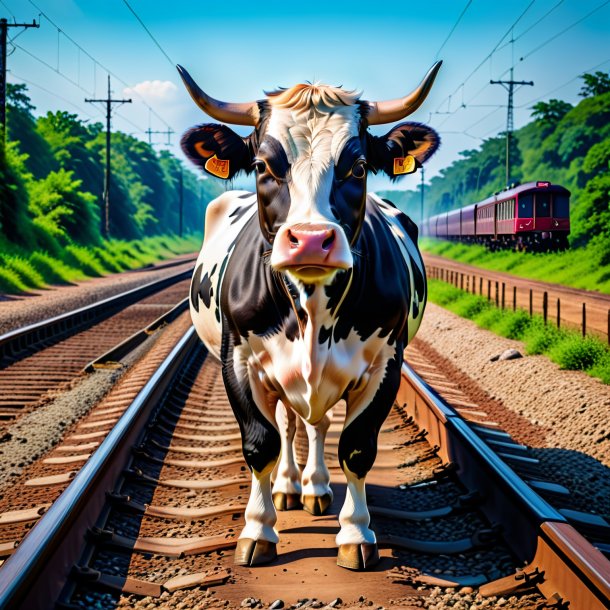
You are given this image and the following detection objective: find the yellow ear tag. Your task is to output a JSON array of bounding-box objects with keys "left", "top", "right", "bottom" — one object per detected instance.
[
  {"left": 204, "top": 155, "right": 230, "bottom": 179},
  {"left": 393, "top": 155, "right": 416, "bottom": 175}
]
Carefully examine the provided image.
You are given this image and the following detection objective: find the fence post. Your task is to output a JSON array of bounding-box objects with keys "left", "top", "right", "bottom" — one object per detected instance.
[
  {"left": 557, "top": 298, "right": 560, "bottom": 329},
  {"left": 495, "top": 281, "right": 499, "bottom": 307},
  {"left": 529, "top": 289, "right": 533, "bottom": 317},
  {"left": 473, "top": 275, "right": 476, "bottom": 294},
  {"left": 488, "top": 280, "right": 491, "bottom": 301},
  {"left": 513, "top": 286, "right": 517, "bottom": 311},
  {"left": 501, "top": 283, "right": 505, "bottom": 310},
  {"left": 543, "top": 291, "right": 548, "bottom": 325},
  {"left": 460, "top": 273, "right": 464, "bottom": 290},
  {"left": 479, "top": 277, "right": 483, "bottom": 296},
  {"left": 582, "top": 303, "right": 586, "bottom": 337},
  {"left": 608, "top": 309, "right": 610, "bottom": 345}
]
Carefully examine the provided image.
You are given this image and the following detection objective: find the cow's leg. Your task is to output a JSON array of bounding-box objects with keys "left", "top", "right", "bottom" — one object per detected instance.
[
  {"left": 221, "top": 334, "right": 281, "bottom": 566},
  {"left": 336, "top": 351, "right": 402, "bottom": 570},
  {"left": 300, "top": 413, "right": 333, "bottom": 515},
  {"left": 272, "top": 401, "right": 302, "bottom": 510}
]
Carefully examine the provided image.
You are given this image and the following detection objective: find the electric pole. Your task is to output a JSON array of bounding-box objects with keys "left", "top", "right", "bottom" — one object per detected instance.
[
  {"left": 85, "top": 76, "right": 131, "bottom": 238},
  {"left": 490, "top": 68, "right": 533, "bottom": 187},
  {"left": 0, "top": 18, "right": 39, "bottom": 143}
]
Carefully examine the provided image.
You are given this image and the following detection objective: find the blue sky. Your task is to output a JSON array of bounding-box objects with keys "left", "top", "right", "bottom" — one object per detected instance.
[{"left": 4, "top": 0, "right": 610, "bottom": 193}]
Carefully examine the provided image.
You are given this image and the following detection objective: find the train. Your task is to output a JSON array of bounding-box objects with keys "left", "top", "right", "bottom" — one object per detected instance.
[{"left": 424, "top": 181, "right": 571, "bottom": 252}]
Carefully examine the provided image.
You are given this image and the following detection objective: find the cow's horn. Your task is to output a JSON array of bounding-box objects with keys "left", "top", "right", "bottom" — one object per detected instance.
[
  {"left": 366, "top": 61, "right": 442, "bottom": 125},
  {"left": 176, "top": 65, "right": 258, "bottom": 126}
]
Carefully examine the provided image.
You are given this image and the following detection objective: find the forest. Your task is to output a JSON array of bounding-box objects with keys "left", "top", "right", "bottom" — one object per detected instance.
[
  {"left": 0, "top": 84, "right": 223, "bottom": 292},
  {"left": 381, "top": 71, "right": 610, "bottom": 259}
]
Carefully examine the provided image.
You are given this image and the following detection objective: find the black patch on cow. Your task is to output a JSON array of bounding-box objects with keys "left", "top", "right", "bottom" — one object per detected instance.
[
  {"left": 229, "top": 201, "right": 256, "bottom": 225},
  {"left": 221, "top": 314, "right": 281, "bottom": 474},
  {"left": 220, "top": 213, "right": 298, "bottom": 343},
  {"left": 338, "top": 348, "right": 402, "bottom": 478},
  {"left": 190, "top": 263, "right": 203, "bottom": 313},
  {"left": 198, "top": 272, "right": 213, "bottom": 309},
  {"left": 319, "top": 324, "right": 333, "bottom": 347},
  {"left": 238, "top": 192, "right": 254, "bottom": 199}
]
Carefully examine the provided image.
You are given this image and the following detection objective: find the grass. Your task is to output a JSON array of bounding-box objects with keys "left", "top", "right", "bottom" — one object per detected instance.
[
  {"left": 427, "top": 279, "right": 610, "bottom": 384},
  {"left": 0, "top": 233, "right": 201, "bottom": 295},
  {"left": 420, "top": 239, "right": 610, "bottom": 295}
]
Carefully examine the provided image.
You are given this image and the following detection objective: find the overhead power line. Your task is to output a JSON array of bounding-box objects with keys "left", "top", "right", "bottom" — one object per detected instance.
[
  {"left": 434, "top": 0, "right": 472, "bottom": 61},
  {"left": 24, "top": 0, "right": 174, "bottom": 130},
  {"left": 122, "top": 0, "right": 174, "bottom": 67}
]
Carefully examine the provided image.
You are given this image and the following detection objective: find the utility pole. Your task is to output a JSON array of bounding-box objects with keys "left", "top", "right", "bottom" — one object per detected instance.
[
  {"left": 0, "top": 18, "right": 39, "bottom": 143},
  {"left": 145, "top": 127, "right": 183, "bottom": 236},
  {"left": 490, "top": 68, "right": 533, "bottom": 187},
  {"left": 86, "top": 76, "right": 131, "bottom": 238}
]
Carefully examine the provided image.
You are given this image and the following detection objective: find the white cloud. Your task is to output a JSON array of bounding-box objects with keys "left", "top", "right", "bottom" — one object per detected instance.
[{"left": 124, "top": 80, "right": 178, "bottom": 103}]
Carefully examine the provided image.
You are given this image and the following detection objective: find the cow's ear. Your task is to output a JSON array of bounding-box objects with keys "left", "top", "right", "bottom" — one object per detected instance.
[
  {"left": 181, "top": 123, "right": 255, "bottom": 180},
  {"left": 367, "top": 122, "right": 439, "bottom": 181}
]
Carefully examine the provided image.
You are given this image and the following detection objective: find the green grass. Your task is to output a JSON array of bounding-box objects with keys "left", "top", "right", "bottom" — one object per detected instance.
[
  {"left": 0, "top": 234, "right": 201, "bottom": 295},
  {"left": 421, "top": 239, "right": 610, "bottom": 295},
  {"left": 427, "top": 279, "right": 610, "bottom": 384}
]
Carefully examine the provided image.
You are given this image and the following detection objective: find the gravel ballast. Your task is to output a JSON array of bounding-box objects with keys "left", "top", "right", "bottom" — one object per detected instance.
[
  {"left": 414, "top": 302, "right": 610, "bottom": 467},
  {"left": 0, "top": 253, "right": 196, "bottom": 335}
]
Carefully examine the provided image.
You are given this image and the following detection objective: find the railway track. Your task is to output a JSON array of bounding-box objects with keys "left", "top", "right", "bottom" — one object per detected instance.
[
  {"left": 423, "top": 252, "right": 610, "bottom": 340},
  {"left": 0, "top": 268, "right": 192, "bottom": 430},
  {"left": 0, "top": 321, "right": 607, "bottom": 609}
]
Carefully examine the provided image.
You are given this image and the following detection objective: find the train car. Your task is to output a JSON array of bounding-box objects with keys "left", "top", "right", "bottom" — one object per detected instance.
[{"left": 426, "top": 181, "right": 570, "bottom": 252}]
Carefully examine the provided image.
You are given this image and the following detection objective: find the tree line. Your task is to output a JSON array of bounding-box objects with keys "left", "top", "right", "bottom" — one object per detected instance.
[
  {"left": 382, "top": 71, "right": 610, "bottom": 258},
  {"left": 0, "top": 84, "right": 223, "bottom": 256}
]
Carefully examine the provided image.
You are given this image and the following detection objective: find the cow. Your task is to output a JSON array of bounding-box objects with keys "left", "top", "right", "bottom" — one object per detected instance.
[{"left": 179, "top": 62, "right": 441, "bottom": 570}]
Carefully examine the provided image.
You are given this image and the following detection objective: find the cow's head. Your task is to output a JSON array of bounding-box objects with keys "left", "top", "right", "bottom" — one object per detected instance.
[{"left": 179, "top": 64, "right": 441, "bottom": 285}]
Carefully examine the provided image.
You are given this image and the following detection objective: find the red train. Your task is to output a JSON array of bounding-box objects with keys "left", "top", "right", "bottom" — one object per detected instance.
[{"left": 425, "top": 181, "right": 571, "bottom": 251}]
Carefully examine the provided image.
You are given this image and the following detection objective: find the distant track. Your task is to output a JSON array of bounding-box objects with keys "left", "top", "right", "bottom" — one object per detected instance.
[{"left": 423, "top": 252, "right": 610, "bottom": 340}]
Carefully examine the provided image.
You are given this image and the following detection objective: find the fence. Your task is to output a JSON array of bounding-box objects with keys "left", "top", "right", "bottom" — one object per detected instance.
[{"left": 426, "top": 265, "right": 610, "bottom": 343}]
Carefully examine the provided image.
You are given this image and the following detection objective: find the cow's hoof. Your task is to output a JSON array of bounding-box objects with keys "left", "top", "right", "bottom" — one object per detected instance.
[
  {"left": 273, "top": 492, "right": 302, "bottom": 511},
  {"left": 302, "top": 493, "right": 333, "bottom": 516},
  {"left": 336, "top": 543, "right": 380, "bottom": 570},
  {"left": 234, "top": 538, "right": 277, "bottom": 566}
]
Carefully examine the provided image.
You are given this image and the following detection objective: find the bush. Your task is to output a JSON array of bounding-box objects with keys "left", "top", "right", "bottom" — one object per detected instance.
[
  {"left": 0, "top": 267, "right": 29, "bottom": 293},
  {"left": 549, "top": 335, "right": 608, "bottom": 370},
  {"left": 1, "top": 256, "right": 45, "bottom": 288},
  {"left": 29, "top": 252, "right": 81, "bottom": 284},
  {"left": 62, "top": 245, "right": 108, "bottom": 276}
]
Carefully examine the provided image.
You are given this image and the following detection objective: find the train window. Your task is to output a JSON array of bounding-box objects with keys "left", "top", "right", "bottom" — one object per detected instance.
[
  {"left": 518, "top": 194, "right": 533, "bottom": 217},
  {"left": 554, "top": 195, "right": 569, "bottom": 218},
  {"left": 536, "top": 193, "right": 551, "bottom": 217}
]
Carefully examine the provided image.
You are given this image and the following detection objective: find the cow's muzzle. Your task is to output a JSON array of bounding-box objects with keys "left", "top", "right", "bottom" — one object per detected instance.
[{"left": 270, "top": 222, "right": 352, "bottom": 282}]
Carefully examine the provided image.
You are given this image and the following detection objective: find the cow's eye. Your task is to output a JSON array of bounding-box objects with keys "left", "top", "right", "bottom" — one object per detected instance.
[
  {"left": 253, "top": 159, "right": 267, "bottom": 174},
  {"left": 351, "top": 159, "right": 367, "bottom": 179}
]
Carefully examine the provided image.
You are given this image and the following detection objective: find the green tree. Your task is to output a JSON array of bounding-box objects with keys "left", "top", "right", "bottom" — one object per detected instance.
[
  {"left": 531, "top": 99, "right": 573, "bottom": 126},
  {"left": 579, "top": 71, "right": 610, "bottom": 98}
]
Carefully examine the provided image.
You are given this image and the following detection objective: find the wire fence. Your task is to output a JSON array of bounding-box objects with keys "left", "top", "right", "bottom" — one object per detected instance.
[{"left": 426, "top": 265, "right": 610, "bottom": 344}]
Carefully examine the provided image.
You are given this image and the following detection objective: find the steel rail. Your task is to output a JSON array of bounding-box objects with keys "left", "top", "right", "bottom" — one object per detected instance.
[
  {"left": 0, "top": 326, "right": 199, "bottom": 610},
  {"left": 0, "top": 268, "right": 192, "bottom": 368},
  {"left": 398, "top": 362, "right": 610, "bottom": 610}
]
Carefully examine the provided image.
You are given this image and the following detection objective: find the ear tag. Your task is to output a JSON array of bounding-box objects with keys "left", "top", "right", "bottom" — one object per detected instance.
[
  {"left": 204, "top": 155, "right": 230, "bottom": 179},
  {"left": 393, "top": 155, "right": 416, "bottom": 175}
]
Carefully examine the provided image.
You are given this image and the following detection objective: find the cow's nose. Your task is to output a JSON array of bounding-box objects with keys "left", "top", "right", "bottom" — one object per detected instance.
[
  {"left": 286, "top": 227, "right": 336, "bottom": 253},
  {"left": 270, "top": 222, "right": 352, "bottom": 276}
]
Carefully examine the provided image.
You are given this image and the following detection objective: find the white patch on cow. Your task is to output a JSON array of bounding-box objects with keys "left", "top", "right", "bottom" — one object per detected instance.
[
  {"left": 271, "top": 401, "right": 301, "bottom": 496},
  {"left": 368, "top": 193, "right": 427, "bottom": 342},
  {"left": 190, "top": 191, "right": 257, "bottom": 360},
  {"left": 336, "top": 465, "right": 375, "bottom": 545},
  {"left": 240, "top": 470, "right": 279, "bottom": 543},
  {"left": 265, "top": 105, "right": 360, "bottom": 225},
  {"left": 301, "top": 413, "right": 332, "bottom": 499}
]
